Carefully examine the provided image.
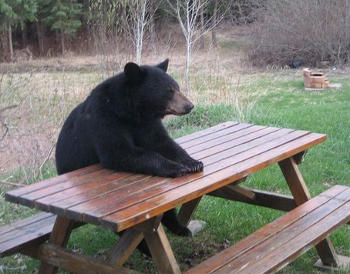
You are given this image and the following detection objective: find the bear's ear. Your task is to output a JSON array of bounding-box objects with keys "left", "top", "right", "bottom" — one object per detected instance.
[
  {"left": 156, "top": 59, "right": 169, "bottom": 72},
  {"left": 124, "top": 62, "right": 142, "bottom": 82}
]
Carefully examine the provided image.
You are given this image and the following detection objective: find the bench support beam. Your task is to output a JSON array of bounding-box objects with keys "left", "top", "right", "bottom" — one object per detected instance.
[
  {"left": 38, "top": 243, "right": 137, "bottom": 274},
  {"left": 209, "top": 186, "right": 297, "bottom": 212},
  {"left": 279, "top": 157, "right": 340, "bottom": 267}
]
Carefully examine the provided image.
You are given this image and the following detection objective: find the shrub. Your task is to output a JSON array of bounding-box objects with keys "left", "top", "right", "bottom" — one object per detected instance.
[{"left": 247, "top": 0, "right": 350, "bottom": 67}]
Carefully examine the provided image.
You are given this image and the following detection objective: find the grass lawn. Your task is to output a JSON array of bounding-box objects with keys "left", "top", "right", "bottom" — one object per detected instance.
[{"left": 1, "top": 69, "right": 350, "bottom": 273}]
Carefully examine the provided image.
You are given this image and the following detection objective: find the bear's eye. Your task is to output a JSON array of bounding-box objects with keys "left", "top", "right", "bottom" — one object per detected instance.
[{"left": 168, "top": 88, "right": 175, "bottom": 93}]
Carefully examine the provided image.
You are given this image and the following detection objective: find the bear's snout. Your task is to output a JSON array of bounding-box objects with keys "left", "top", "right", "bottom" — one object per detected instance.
[
  {"left": 184, "top": 102, "right": 194, "bottom": 113},
  {"left": 166, "top": 90, "right": 194, "bottom": 116}
]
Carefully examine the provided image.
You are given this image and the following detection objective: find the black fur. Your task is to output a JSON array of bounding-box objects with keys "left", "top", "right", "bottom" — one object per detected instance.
[{"left": 55, "top": 59, "right": 203, "bottom": 242}]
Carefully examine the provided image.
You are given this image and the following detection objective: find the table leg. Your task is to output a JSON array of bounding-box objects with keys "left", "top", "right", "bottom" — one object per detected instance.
[
  {"left": 109, "top": 215, "right": 181, "bottom": 273},
  {"left": 38, "top": 216, "right": 75, "bottom": 274},
  {"left": 279, "top": 157, "right": 339, "bottom": 267},
  {"left": 144, "top": 224, "right": 181, "bottom": 274},
  {"left": 108, "top": 228, "right": 144, "bottom": 266},
  {"left": 178, "top": 197, "right": 202, "bottom": 227}
]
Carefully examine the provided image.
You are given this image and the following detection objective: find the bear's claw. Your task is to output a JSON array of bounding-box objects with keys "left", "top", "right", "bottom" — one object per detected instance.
[
  {"left": 167, "top": 165, "right": 190, "bottom": 178},
  {"left": 186, "top": 159, "right": 204, "bottom": 173}
]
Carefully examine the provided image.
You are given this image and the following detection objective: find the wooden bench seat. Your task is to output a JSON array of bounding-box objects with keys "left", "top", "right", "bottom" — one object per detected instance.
[
  {"left": 0, "top": 212, "right": 56, "bottom": 258},
  {"left": 186, "top": 185, "right": 350, "bottom": 273}
]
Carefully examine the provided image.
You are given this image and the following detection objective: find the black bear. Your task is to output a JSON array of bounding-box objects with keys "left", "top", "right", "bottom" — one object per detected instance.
[{"left": 55, "top": 59, "right": 203, "bottom": 237}]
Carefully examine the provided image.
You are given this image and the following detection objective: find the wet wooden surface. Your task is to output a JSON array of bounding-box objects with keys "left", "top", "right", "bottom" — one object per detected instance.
[
  {"left": 186, "top": 185, "right": 350, "bottom": 273},
  {"left": 6, "top": 122, "right": 327, "bottom": 232}
]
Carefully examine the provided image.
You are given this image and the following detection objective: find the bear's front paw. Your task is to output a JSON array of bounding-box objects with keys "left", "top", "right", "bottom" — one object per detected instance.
[
  {"left": 186, "top": 159, "right": 204, "bottom": 173},
  {"left": 167, "top": 165, "right": 190, "bottom": 178}
]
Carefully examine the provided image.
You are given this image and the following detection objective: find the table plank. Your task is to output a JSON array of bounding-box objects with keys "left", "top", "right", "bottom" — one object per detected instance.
[
  {"left": 4, "top": 123, "right": 327, "bottom": 234},
  {"left": 102, "top": 132, "right": 326, "bottom": 231},
  {"left": 64, "top": 128, "right": 301, "bottom": 223},
  {"left": 18, "top": 169, "right": 115, "bottom": 207},
  {"left": 5, "top": 122, "right": 235, "bottom": 203},
  {"left": 21, "top": 126, "right": 265, "bottom": 208},
  {"left": 243, "top": 202, "right": 350, "bottom": 273},
  {"left": 44, "top": 127, "right": 284, "bottom": 212},
  {"left": 180, "top": 123, "right": 252, "bottom": 149},
  {"left": 0, "top": 212, "right": 53, "bottom": 235},
  {"left": 175, "top": 121, "right": 238, "bottom": 144},
  {"left": 6, "top": 123, "right": 242, "bottom": 206},
  {"left": 35, "top": 174, "right": 146, "bottom": 212},
  {"left": 192, "top": 128, "right": 293, "bottom": 166},
  {"left": 50, "top": 176, "right": 165, "bottom": 216},
  {"left": 217, "top": 189, "right": 350, "bottom": 273},
  {"left": 186, "top": 185, "right": 347, "bottom": 273},
  {"left": 5, "top": 165, "right": 102, "bottom": 202},
  {"left": 185, "top": 125, "right": 267, "bottom": 154},
  {"left": 0, "top": 215, "right": 56, "bottom": 245}
]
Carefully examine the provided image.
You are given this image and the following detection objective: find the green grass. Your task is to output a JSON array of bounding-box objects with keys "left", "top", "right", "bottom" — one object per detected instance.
[{"left": 1, "top": 73, "right": 350, "bottom": 273}]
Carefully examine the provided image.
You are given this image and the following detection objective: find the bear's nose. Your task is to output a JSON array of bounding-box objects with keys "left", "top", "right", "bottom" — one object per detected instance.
[{"left": 185, "top": 103, "right": 194, "bottom": 113}]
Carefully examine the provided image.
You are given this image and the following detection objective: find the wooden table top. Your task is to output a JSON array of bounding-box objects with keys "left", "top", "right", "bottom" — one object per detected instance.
[{"left": 5, "top": 122, "right": 327, "bottom": 232}]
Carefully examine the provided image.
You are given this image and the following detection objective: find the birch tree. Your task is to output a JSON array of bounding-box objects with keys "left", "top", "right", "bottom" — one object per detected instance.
[
  {"left": 123, "top": 0, "right": 159, "bottom": 64},
  {"left": 167, "top": 0, "right": 224, "bottom": 93}
]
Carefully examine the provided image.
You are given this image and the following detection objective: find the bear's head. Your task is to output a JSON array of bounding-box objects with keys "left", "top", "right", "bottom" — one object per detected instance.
[{"left": 123, "top": 59, "right": 194, "bottom": 119}]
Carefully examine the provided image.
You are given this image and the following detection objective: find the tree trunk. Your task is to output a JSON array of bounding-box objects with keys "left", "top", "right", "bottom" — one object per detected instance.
[
  {"left": 199, "top": 4, "right": 205, "bottom": 49},
  {"left": 82, "top": 0, "right": 90, "bottom": 51},
  {"left": 185, "top": 38, "right": 191, "bottom": 94},
  {"left": 61, "top": 30, "right": 65, "bottom": 55},
  {"left": 55, "top": 30, "right": 60, "bottom": 45},
  {"left": 346, "top": 0, "right": 350, "bottom": 44},
  {"left": 8, "top": 21, "right": 13, "bottom": 61},
  {"left": 149, "top": 2, "right": 157, "bottom": 54},
  {"left": 211, "top": 0, "right": 218, "bottom": 47},
  {"left": 22, "top": 24, "right": 28, "bottom": 48},
  {"left": 36, "top": 21, "right": 44, "bottom": 56},
  {"left": 184, "top": 0, "right": 192, "bottom": 94},
  {"left": 135, "top": 0, "right": 147, "bottom": 64}
]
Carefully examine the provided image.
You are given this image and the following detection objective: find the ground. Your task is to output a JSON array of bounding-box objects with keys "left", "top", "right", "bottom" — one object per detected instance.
[{"left": 0, "top": 24, "right": 350, "bottom": 273}]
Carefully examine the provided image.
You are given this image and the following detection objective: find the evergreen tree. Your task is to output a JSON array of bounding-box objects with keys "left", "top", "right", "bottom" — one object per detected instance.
[
  {"left": 0, "top": 0, "right": 37, "bottom": 60},
  {"left": 44, "top": 0, "right": 82, "bottom": 54}
]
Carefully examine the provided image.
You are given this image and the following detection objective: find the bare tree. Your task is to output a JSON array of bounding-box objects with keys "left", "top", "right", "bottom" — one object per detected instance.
[
  {"left": 166, "top": 0, "right": 224, "bottom": 93},
  {"left": 7, "top": 21, "right": 13, "bottom": 60},
  {"left": 211, "top": 0, "right": 218, "bottom": 47},
  {"left": 123, "top": 0, "right": 159, "bottom": 64}
]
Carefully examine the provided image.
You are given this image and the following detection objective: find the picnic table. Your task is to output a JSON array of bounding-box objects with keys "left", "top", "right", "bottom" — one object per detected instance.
[{"left": 3, "top": 121, "right": 350, "bottom": 273}]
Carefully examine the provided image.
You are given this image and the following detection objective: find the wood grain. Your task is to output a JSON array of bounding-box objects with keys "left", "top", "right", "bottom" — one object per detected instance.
[
  {"left": 144, "top": 224, "right": 181, "bottom": 274},
  {"left": 35, "top": 173, "right": 142, "bottom": 212},
  {"left": 103, "top": 132, "right": 326, "bottom": 231},
  {"left": 186, "top": 125, "right": 271, "bottom": 155},
  {"left": 38, "top": 216, "right": 75, "bottom": 274},
  {"left": 209, "top": 187, "right": 296, "bottom": 212},
  {"left": 4, "top": 124, "right": 327, "bottom": 235},
  {"left": 107, "top": 228, "right": 144, "bottom": 266},
  {"left": 180, "top": 123, "right": 253, "bottom": 149},
  {"left": 67, "top": 129, "right": 308, "bottom": 225},
  {"left": 38, "top": 243, "right": 138, "bottom": 274},
  {"left": 0, "top": 213, "right": 55, "bottom": 258},
  {"left": 186, "top": 185, "right": 349, "bottom": 274},
  {"left": 279, "top": 156, "right": 339, "bottom": 267},
  {"left": 216, "top": 189, "right": 350, "bottom": 273},
  {"left": 175, "top": 121, "right": 238, "bottom": 144},
  {"left": 5, "top": 165, "right": 101, "bottom": 200}
]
